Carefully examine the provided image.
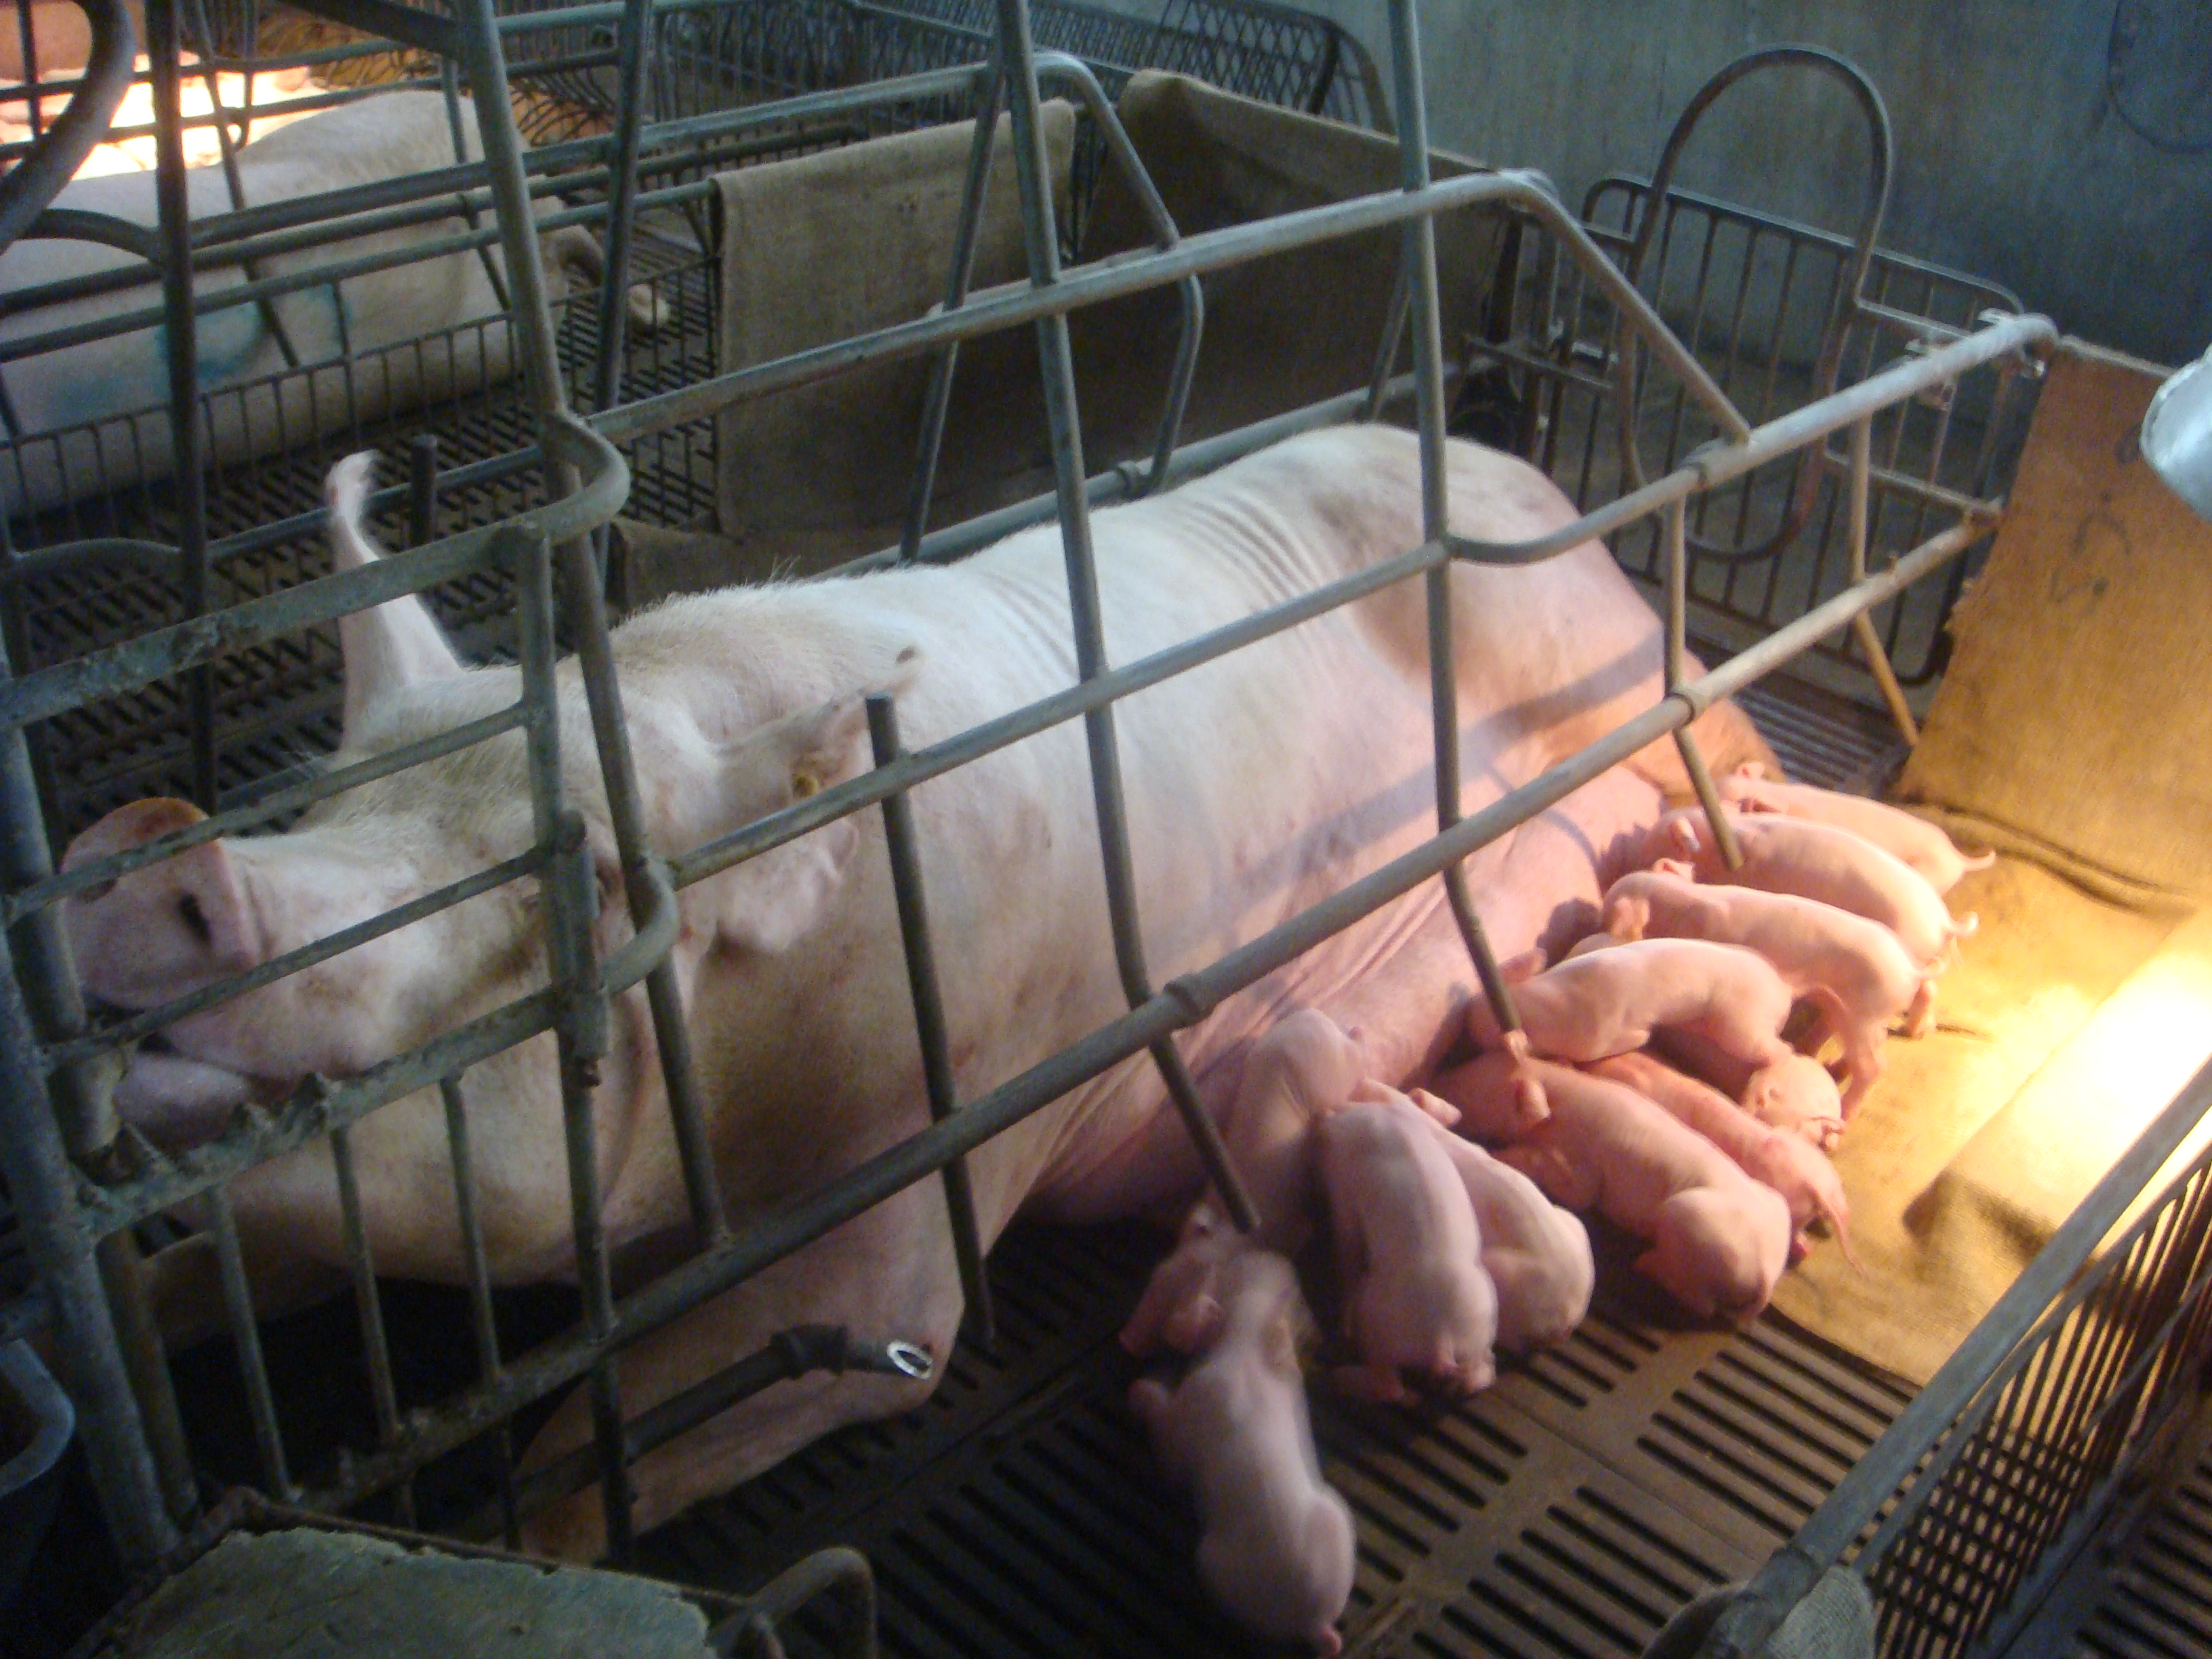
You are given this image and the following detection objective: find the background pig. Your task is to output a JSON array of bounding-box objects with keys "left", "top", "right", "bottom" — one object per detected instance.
[
  {"left": 1129, "top": 1246, "right": 1356, "bottom": 1656},
  {"left": 1461, "top": 937, "right": 1799, "bottom": 1076},
  {"left": 1433, "top": 1054, "right": 1793, "bottom": 1320},
  {"left": 1601, "top": 865, "right": 1933, "bottom": 1109},
  {"left": 1586, "top": 1052, "right": 1851, "bottom": 1256},
  {"left": 1719, "top": 764, "right": 1996, "bottom": 893},
  {"left": 1317, "top": 1086, "right": 1499, "bottom": 1401},
  {"left": 1406, "top": 1101, "right": 1595, "bottom": 1349},
  {"left": 1650, "top": 808, "right": 1974, "bottom": 966}
]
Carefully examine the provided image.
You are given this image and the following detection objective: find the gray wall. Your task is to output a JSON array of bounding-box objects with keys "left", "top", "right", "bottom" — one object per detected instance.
[{"left": 1128, "top": 0, "right": 2212, "bottom": 365}]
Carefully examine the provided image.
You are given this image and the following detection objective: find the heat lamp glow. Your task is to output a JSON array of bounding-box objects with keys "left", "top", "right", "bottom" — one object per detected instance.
[{"left": 0, "top": 54, "right": 327, "bottom": 181}]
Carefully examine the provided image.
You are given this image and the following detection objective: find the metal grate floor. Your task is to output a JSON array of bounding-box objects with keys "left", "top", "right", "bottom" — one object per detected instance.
[
  {"left": 626, "top": 683, "right": 1919, "bottom": 1658},
  {"left": 2057, "top": 1423, "right": 2212, "bottom": 1659}
]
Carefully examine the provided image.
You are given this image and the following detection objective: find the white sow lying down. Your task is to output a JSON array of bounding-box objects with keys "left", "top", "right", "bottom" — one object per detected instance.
[
  {"left": 0, "top": 91, "right": 646, "bottom": 516},
  {"left": 62, "top": 425, "right": 1770, "bottom": 1559}
]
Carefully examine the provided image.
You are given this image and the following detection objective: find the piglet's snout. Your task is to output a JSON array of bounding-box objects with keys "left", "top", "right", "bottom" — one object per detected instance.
[{"left": 62, "top": 797, "right": 266, "bottom": 1009}]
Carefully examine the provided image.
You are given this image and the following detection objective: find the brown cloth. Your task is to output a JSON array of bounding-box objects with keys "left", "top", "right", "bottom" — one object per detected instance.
[
  {"left": 1771, "top": 341, "right": 2212, "bottom": 1382},
  {"left": 710, "top": 74, "right": 1504, "bottom": 576}
]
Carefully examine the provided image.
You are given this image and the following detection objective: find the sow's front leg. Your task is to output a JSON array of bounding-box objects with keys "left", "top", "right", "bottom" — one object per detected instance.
[{"left": 520, "top": 1185, "right": 960, "bottom": 1558}]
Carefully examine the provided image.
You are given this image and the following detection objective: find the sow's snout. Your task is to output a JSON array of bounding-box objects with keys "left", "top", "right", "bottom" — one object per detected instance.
[{"left": 62, "top": 797, "right": 265, "bottom": 1010}]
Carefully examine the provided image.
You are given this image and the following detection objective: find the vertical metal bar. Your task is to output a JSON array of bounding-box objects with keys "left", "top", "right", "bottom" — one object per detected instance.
[
  {"left": 14, "top": 2, "right": 39, "bottom": 139},
  {"left": 330, "top": 1124, "right": 413, "bottom": 1525},
  {"left": 207, "top": 1183, "right": 294, "bottom": 1499},
  {"left": 991, "top": 0, "right": 1257, "bottom": 1235},
  {"left": 148, "top": 0, "right": 216, "bottom": 812},
  {"left": 1382, "top": 0, "right": 1524, "bottom": 1046},
  {"left": 183, "top": 0, "right": 298, "bottom": 369},
  {"left": 865, "top": 695, "right": 993, "bottom": 1349},
  {"left": 1845, "top": 415, "right": 1919, "bottom": 743},
  {"left": 899, "top": 70, "right": 1002, "bottom": 562},
  {"left": 442, "top": 1073, "right": 521, "bottom": 1549},
  {"left": 1664, "top": 497, "right": 1742, "bottom": 867},
  {"left": 588, "top": 0, "right": 655, "bottom": 417},
  {"left": 407, "top": 434, "right": 442, "bottom": 548},
  {"left": 512, "top": 521, "right": 634, "bottom": 1559},
  {"left": 441, "top": 57, "right": 512, "bottom": 316},
  {"left": 0, "top": 930, "right": 176, "bottom": 1565}
]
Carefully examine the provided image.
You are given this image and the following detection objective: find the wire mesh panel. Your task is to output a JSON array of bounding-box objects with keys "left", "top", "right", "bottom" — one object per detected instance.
[{"left": 1479, "top": 179, "right": 2030, "bottom": 703}]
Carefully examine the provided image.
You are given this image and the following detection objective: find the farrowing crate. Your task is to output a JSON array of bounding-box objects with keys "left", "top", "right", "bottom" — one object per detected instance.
[{"left": 4, "top": 12, "right": 2205, "bottom": 1659}]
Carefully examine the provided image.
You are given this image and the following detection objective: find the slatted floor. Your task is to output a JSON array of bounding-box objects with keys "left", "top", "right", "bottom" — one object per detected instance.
[{"left": 2064, "top": 1434, "right": 2212, "bottom": 1659}]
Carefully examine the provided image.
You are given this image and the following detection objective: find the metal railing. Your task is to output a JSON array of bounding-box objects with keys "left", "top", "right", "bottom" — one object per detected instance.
[
  {"left": 1698, "top": 1059, "right": 2212, "bottom": 1659},
  {"left": 0, "top": 0, "right": 2053, "bottom": 1591}
]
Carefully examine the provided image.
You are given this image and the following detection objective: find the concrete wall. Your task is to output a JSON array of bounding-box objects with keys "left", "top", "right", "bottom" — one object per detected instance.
[{"left": 1128, "top": 0, "right": 2212, "bottom": 365}]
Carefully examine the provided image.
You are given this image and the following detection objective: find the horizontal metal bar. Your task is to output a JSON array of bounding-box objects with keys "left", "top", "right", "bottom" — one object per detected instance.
[
  {"left": 76, "top": 986, "right": 561, "bottom": 1240},
  {"left": 282, "top": 514, "right": 1980, "bottom": 1510},
  {"left": 592, "top": 167, "right": 1705, "bottom": 445},
  {"left": 670, "top": 538, "right": 1449, "bottom": 890},
  {"left": 44, "top": 845, "right": 546, "bottom": 1068},
  {"left": 276, "top": 0, "right": 458, "bottom": 56},
  {"left": 1816, "top": 443, "right": 1990, "bottom": 518},
  {"left": 4, "top": 703, "right": 530, "bottom": 925},
  {"left": 0, "top": 415, "right": 625, "bottom": 731}
]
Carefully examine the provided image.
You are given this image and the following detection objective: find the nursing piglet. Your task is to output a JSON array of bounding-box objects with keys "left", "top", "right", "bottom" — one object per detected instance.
[
  {"left": 1656, "top": 1030, "right": 1845, "bottom": 1150},
  {"left": 1648, "top": 808, "right": 1974, "bottom": 966},
  {"left": 1129, "top": 1246, "right": 1357, "bottom": 1656},
  {"left": 1408, "top": 1107, "right": 1595, "bottom": 1349},
  {"left": 1586, "top": 1051, "right": 1851, "bottom": 1256},
  {"left": 1434, "top": 1054, "right": 1793, "bottom": 1320},
  {"left": 1317, "top": 1086, "right": 1499, "bottom": 1401},
  {"left": 1603, "top": 865, "right": 1933, "bottom": 1110},
  {"left": 1720, "top": 764, "right": 1995, "bottom": 893},
  {"left": 1462, "top": 937, "right": 1800, "bottom": 1078}
]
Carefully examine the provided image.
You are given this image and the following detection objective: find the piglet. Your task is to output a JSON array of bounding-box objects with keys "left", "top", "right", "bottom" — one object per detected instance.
[
  {"left": 1129, "top": 1245, "right": 1357, "bottom": 1656},
  {"left": 1435, "top": 1054, "right": 1793, "bottom": 1321},
  {"left": 1655, "top": 1029, "right": 1845, "bottom": 1151},
  {"left": 1720, "top": 764, "right": 1996, "bottom": 894},
  {"left": 1603, "top": 864, "right": 1934, "bottom": 1111},
  {"left": 1647, "top": 807, "right": 1974, "bottom": 967},
  {"left": 1461, "top": 937, "right": 1800, "bottom": 1079},
  {"left": 1317, "top": 1085, "right": 1499, "bottom": 1401},
  {"left": 1405, "top": 1101, "right": 1594, "bottom": 1349},
  {"left": 1586, "top": 1051, "right": 1851, "bottom": 1259}
]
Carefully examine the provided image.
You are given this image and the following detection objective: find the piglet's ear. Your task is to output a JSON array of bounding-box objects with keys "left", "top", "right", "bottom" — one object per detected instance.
[
  {"left": 1666, "top": 816, "right": 1703, "bottom": 857},
  {"left": 327, "top": 453, "right": 464, "bottom": 747}
]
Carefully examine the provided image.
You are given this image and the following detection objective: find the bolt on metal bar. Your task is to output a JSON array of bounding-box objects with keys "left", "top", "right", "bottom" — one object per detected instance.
[
  {"left": 898, "top": 71, "right": 1006, "bottom": 564},
  {"left": 865, "top": 694, "right": 994, "bottom": 1349},
  {"left": 1662, "top": 497, "right": 1743, "bottom": 868},
  {"left": 148, "top": 0, "right": 218, "bottom": 814},
  {"left": 991, "top": 0, "right": 1257, "bottom": 1237},
  {"left": 207, "top": 1181, "right": 295, "bottom": 1500},
  {"left": 441, "top": 1072, "right": 521, "bottom": 1548},
  {"left": 1383, "top": 0, "right": 1525, "bottom": 1048},
  {"left": 330, "top": 1124, "right": 414, "bottom": 1525},
  {"left": 1845, "top": 415, "right": 1920, "bottom": 745}
]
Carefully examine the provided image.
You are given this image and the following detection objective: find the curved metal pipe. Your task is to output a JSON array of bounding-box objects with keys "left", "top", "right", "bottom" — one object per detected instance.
[{"left": 0, "top": 0, "right": 136, "bottom": 255}]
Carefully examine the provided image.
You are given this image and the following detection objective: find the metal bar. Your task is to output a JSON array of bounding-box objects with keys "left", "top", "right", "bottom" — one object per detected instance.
[
  {"left": 1663, "top": 497, "right": 1742, "bottom": 867},
  {"left": 407, "top": 434, "right": 442, "bottom": 548},
  {"left": 207, "top": 1181, "right": 294, "bottom": 1498},
  {"left": 992, "top": 0, "right": 1258, "bottom": 1237},
  {"left": 287, "top": 516, "right": 1988, "bottom": 1512},
  {"left": 587, "top": 0, "right": 655, "bottom": 415},
  {"left": 183, "top": 0, "right": 300, "bottom": 370},
  {"left": 43, "top": 846, "right": 550, "bottom": 1067},
  {"left": 866, "top": 695, "right": 993, "bottom": 1348},
  {"left": 0, "top": 0, "right": 134, "bottom": 251},
  {"left": 7, "top": 703, "right": 529, "bottom": 925},
  {"left": 276, "top": 0, "right": 459, "bottom": 56},
  {"left": 1385, "top": 0, "right": 1524, "bottom": 1050},
  {"left": 1845, "top": 415, "right": 1920, "bottom": 743},
  {"left": 148, "top": 0, "right": 218, "bottom": 814},
  {"left": 0, "top": 920, "right": 176, "bottom": 1565},
  {"left": 0, "top": 412, "right": 627, "bottom": 731},
  {"left": 598, "top": 164, "right": 1757, "bottom": 449},
  {"left": 897, "top": 72, "right": 1003, "bottom": 562},
  {"left": 330, "top": 1124, "right": 411, "bottom": 1523},
  {"left": 441, "top": 1072, "right": 520, "bottom": 1548}
]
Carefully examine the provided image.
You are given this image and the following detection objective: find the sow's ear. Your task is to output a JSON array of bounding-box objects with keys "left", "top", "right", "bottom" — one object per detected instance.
[{"left": 708, "top": 651, "right": 922, "bottom": 955}]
